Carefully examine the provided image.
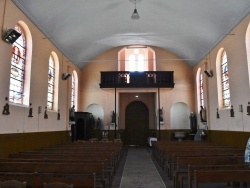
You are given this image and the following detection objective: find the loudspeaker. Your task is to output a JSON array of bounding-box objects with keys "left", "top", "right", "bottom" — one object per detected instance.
[
  {"left": 2, "top": 29, "right": 21, "bottom": 44},
  {"left": 62, "top": 73, "right": 71, "bottom": 80},
  {"left": 204, "top": 70, "right": 213, "bottom": 77}
]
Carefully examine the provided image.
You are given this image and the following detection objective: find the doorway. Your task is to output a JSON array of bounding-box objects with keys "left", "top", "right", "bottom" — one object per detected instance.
[{"left": 124, "top": 101, "right": 149, "bottom": 146}]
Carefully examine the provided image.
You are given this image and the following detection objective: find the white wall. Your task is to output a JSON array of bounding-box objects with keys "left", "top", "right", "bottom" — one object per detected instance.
[
  {"left": 0, "top": 0, "right": 81, "bottom": 134},
  {"left": 193, "top": 13, "right": 250, "bottom": 132}
]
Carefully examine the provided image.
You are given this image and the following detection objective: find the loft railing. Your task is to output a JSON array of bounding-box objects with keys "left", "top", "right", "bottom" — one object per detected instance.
[{"left": 100, "top": 71, "right": 174, "bottom": 88}]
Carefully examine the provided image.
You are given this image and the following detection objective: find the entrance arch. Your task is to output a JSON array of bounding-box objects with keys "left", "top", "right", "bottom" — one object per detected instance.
[{"left": 124, "top": 101, "right": 149, "bottom": 146}]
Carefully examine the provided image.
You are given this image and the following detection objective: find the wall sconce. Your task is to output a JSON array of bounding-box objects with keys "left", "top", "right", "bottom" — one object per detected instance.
[
  {"left": 62, "top": 73, "right": 71, "bottom": 80},
  {"left": 204, "top": 70, "right": 213, "bottom": 77},
  {"left": 2, "top": 29, "right": 21, "bottom": 44}
]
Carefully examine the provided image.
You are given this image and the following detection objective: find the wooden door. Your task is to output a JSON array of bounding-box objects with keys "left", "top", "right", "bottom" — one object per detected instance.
[{"left": 125, "top": 101, "right": 149, "bottom": 146}]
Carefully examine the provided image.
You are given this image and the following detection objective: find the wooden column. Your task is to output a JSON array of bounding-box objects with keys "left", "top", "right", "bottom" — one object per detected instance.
[
  {"left": 158, "top": 87, "right": 161, "bottom": 140},
  {"left": 115, "top": 87, "right": 117, "bottom": 139}
]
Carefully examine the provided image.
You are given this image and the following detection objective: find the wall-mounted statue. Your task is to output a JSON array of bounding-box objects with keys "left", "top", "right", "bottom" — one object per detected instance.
[
  {"left": 200, "top": 106, "right": 207, "bottom": 122},
  {"left": 247, "top": 102, "right": 250, "bottom": 116},
  {"left": 189, "top": 112, "right": 197, "bottom": 133},
  {"left": 69, "top": 105, "right": 75, "bottom": 121},
  {"left": 216, "top": 108, "right": 220, "bottom": 119},
  {"left": 159, "top": 107, "right": 164, "bottom": 122},
  {"left": 230, "top": 105, "right": 234, "bottom": 117},
  {"left": 28, "top": 103, "right": 33, "bottom": 117},
  {"left": 111, "top": 110, "right": 116, "bottom": 123},
  {"left": 57, "top": 109, "right": 60, "bottom": 120},
  {"left": 44, "top": 107, "right": 48, "bottom": 119},
  {"left": 2, "top": 97, "right": 10, "bottom": 115}
]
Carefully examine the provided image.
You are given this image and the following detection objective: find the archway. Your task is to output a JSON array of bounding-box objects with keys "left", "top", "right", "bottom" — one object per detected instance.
[
  {"left": 86, "top": 104, "right": 104, "bottom": 129},
  {"left": 124, "top": 101, "right": 149, "bottom": 146}
]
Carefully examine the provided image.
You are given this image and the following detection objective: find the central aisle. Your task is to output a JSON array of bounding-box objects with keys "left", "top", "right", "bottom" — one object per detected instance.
[{"left": 119, "top": 147, "right": 166, "bottom": 188}]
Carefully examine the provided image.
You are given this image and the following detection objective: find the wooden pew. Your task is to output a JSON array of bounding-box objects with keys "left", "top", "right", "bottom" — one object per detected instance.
[
  {"left": 194, "top": 169, "right": 250, "bottom": 188},
  {"left": 0, "top": 162, "right": 107, "bottom": 188},
  {"left": 173, "top": 155, "right": 244, "bottom": 188},
  {"left": 9, "top": 153, "right": 115, "bottom": 180},
  {"left": 0, "top": 172, "right": 96, "bottom": 188},
  {"left": 186, "top": 164, "right": 248, "bottom": 188},
  {"left": 5, "top": 141, "right": 123, "bottom": 187},
  {"left": 166, "top": 149, "right": 244, "bottom": 179}
]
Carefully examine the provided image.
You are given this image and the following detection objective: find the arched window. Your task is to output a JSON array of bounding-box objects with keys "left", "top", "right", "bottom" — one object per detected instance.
[
  {"left": 9, "top": 22, "right": 32, "bottom": 106},
  {"left": 47, "top": 52, "right": 59, "bottom": 111},
  {"left": 200, "top": 72, "right": 204, "bottom": 107},
  {"left": 221, "top": 50, "right": 231, "bottom": 107},
  {"left": 245, "top": 22, "right": 250, "bottom": 87},
  {"left": 71, "top": 71, "right": 78, "bottom": 110},
  {"left": 47, "top": 55, "right": 55, "bottom": 110},
  {"left": 9, "top": 24, "right": 26, "bottom": 104},
  {"left": 118, "top": 46, "right": 156, "bottom": 71},
  {"left": 196, "top": 68, "right": 204, "bottom": 110}
]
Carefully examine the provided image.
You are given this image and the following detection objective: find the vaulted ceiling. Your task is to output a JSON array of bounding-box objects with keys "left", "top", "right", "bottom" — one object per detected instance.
[{"left": 12, "top": 0, "right": 250, "bottom": 68}]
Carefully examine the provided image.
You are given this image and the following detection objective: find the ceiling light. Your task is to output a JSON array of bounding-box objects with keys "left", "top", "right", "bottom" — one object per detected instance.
[
  {"left": 130, "top": 0, "right": 141, "bottom": 20},
  {"left": 131, "top": 6, "right": 139, "bottom": 20}
]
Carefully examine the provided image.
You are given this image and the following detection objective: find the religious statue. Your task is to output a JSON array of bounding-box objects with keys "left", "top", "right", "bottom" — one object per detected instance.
[
  {"left": 189, "top": 112, "right": 197, "bottom": 133},
  {"left": 57, "top": 109, "right": 60, "bottom": 120},
  {"left": 230, "top": 105, "right": 234, "bottom": 117},
  {"left": 69, "top": 105, "right": 75, "bottom": 121},
  {"left": 2, "top": 97, "right": 10, "bottom": 115},
  {"left": 247, "top": 102, "right": 250, "bottom": 116},
  {"left": 216, "top": 108, "right": 220, "bottom": 119},
  {"left": 111, "top": 111, "right": 115, "bottom": 123},
  {"left": 200, "top": 106, "right": 207, "bottom": 122},
  {"left": 28, "top": 103, "right": 33, "bottom": 117},
  {"left": 44, "top": 107, "right": 48, "bottom": 119},
  {"left": 159, "top": 107, "right": 164, "bottom": 122}
]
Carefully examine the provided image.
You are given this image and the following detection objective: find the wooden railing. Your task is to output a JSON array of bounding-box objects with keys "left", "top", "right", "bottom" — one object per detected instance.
[{"left": 100, "top": 71, "right": 174, "bottom": 88}]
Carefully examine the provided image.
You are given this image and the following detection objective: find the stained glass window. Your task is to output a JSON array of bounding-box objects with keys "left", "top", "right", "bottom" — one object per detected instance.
[
  {"left": 200, "top": 73, "right": 204, "bottom": 107},
  {"left": 47, "top": 55, "right": 55, "bottom": 110},
  {"left": 9, "top": 25, "right": 26, "bottom": 104},
  {"left": 71, "top": 73, "right": 75, "bottom": 108},
  {"left": 221, "top": 50, "right": 231, "bottom": 107}
]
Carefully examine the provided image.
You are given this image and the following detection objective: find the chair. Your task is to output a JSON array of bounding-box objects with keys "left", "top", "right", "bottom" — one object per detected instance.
[
  {"left": 43, "top": 182, "right": 73, "bottom": 188},
  {"left": 0, "top": 180, "right": 27, "bottom": 188}
]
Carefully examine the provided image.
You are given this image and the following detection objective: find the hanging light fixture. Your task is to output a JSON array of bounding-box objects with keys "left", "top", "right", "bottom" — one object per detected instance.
[{"left": 130, "top": 0, "right": 141, "bottom": 20}]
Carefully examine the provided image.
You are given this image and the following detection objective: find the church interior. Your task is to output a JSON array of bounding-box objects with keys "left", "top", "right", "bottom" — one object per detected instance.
[{"left": 1, "top": 0, "right": 250, "bottom": 187}]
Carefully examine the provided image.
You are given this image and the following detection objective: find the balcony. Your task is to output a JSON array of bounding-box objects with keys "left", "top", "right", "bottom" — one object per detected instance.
[{"left": 100, "top": 71, "right": 174, "bottom": 89}]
